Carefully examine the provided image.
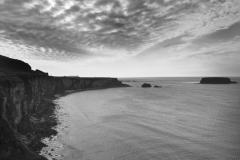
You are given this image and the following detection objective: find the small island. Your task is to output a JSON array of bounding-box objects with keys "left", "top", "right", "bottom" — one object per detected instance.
[
  {"left": 141, "top": 83, "right": 152, "bottom": 87},
  {"left": 200, "top": 77, "right": 237, "bottom": 84}
]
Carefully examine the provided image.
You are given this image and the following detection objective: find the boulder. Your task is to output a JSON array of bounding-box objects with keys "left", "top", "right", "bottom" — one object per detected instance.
[
  {"left": 141, "top": 83, "right": 151, "bottom": 88},
  {"left": 200, "top": 77, "right": 237, "bottom": 84},
  {"left": 154, "top": 85, "right": 162, "bottom": 88}
]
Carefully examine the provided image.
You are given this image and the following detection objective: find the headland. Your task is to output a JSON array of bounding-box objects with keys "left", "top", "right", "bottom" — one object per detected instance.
[{"left": 0, "top": 55, "right": 129, "bottom": 160}]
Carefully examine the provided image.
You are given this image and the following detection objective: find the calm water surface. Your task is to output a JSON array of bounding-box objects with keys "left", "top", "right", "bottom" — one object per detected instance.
[{"left": 41, "top": 77, "right": 240, "bottom": 160}]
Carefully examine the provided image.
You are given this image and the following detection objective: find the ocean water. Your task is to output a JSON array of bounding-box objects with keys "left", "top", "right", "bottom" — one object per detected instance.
[{"left": 41, "top": 77, "right": 240, "bottom": 160}]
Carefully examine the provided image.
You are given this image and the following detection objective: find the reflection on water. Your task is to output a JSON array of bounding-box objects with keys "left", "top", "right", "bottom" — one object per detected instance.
[{"left": 41, "top": 77, "right": 240, "bottom": 160}]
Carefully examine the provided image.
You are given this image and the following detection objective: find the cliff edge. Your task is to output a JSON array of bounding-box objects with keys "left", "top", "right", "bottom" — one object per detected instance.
[{"left": 0, "top": 55, "right": 129, "bottom": 160}]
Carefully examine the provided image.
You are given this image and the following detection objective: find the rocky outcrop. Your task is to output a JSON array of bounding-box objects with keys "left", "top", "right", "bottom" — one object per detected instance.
[
  {"left": 141, "top": 83, "right": 151, "bottom": 88},
  {"left": 0, "top": 55, "right": 31, "bottom": 73},
  {"left": 34, "top": 70, "right": 48, "bottom": 76},
  {"left": 0, "top": 55, "right": 129, "bottom": 160},
  {"left": 200, "top": 77, "right": 237, "bottom": 84}
]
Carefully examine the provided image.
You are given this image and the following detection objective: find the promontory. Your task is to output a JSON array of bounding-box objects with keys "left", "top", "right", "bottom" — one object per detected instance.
[{"left": 0, "top": 55, "right": 129, "bottom": 160}]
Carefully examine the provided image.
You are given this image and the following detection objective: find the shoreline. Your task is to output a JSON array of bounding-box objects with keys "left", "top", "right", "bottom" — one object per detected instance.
[
  {"left": 0, "top": 94, "right": 59, "bottom": 160},
  {"left": 0, "top": 76, "right": 130, "bottom": 160},
  {"left": 0, "top": 85, "right": 130, "bottom": 160},
  {"left": 0, "top": 54, "right": 132, "bottom": 160},
  {"left": 37, "top": 85, "right": 130, "bottom": 159}
]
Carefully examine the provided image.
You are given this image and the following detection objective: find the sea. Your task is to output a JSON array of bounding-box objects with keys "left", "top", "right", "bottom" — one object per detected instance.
[{"left": 40, "top": 77, "right": 240, "bottom": 160}]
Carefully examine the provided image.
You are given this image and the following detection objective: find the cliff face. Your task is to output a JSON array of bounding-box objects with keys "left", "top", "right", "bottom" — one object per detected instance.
[
  {"left": 0, "top": 76, "right": 124, "bottom": 128},
  {"left": 0, "top": 55, "right": 128, "bottom": 160}
]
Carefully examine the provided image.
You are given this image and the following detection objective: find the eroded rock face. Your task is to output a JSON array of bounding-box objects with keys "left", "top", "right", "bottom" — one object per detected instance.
[
  {"left": 200, "top": 77, "right": 237, "bottom": 84},
  {"left": 62, "top": 78, "right": 73, "bottom": 88},
  {"left": 141, "top": 83, "right": 151, "bottom": 87},
  {"left": 0, "top": 55, "right": 129, "bottom": 160}
]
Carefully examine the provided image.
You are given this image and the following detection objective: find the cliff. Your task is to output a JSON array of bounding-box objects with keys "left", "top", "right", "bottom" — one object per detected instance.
[
  {"left": 0, "top": 55, "right": 31, "bottom": 73},
  {"left": 200, "top": 77, "right": 237, "bottom": 84},
  {"left": 0, "top": 55, "right": 129, "bottom": 160}
]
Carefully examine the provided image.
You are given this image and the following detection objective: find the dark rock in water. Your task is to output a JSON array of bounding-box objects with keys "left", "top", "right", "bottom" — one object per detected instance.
[
  {"left": 200, "top": 77, "right": 237, "bottom": 84},
  {"left": 154, "top": 85, "right": 162, "bottom": 88},
  {"left": 142, "top": 83, "right": 151, "bottom": 87}
]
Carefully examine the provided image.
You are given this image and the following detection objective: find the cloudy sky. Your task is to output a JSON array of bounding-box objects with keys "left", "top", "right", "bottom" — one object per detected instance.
[{"left": 0, "top": 0, "right": 239, "bottom": 77}]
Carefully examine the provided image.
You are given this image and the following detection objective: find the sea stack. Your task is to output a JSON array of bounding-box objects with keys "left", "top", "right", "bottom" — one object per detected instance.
[
  {"left": 200, "top": 77, "right": 237, "bottom": 84},
  {"left": 141, "top": 83, "right": 151, "bottom": 87}
]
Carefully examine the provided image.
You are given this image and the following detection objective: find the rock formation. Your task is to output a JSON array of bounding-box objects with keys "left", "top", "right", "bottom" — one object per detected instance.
[
  {"left": 0, "top": 55, "right": 129, "bottom": 160},
  {"left": 141, "top": 83, "right": 151, "bottom": 87},
  {"left": 154, "top": 85, "right": 161, "bottom": 88},
  {"left": 200, "top": 77, "right": 237, "bottom": 84},
  {"left": 34, "top": 69, "right": 48, "bottom": 76},
  {"left": 0, "top": 55, "right": 31, "bottom": 73}
]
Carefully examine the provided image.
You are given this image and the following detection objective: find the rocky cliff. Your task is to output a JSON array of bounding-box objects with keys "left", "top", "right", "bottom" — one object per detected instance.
[{"left": 0, "top": 55, "right": 129, "bottom": 160}]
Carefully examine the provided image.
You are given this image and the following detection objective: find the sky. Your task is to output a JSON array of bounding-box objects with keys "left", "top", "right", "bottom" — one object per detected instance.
[{"left": 0, "top": 0, "right": 240, "bottom": 77}]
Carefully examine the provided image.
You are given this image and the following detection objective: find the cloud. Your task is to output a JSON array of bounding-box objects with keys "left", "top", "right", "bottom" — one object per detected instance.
[
  {"left": 0, "top": 0, "right": 239, "bottom": 62},
  {"left": 189, "top": 22, "right": 240, "bottom": 47},
  {"left": 170, "top": 34, "right": 240, "bottom": 61},
  {"left": 136, "top": 34, "right": 189, "bottom": 58}
]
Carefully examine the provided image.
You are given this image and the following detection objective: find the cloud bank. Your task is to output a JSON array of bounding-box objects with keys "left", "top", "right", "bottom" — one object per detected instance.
[{"left": 0, "top": 0, "right": 240, "bottom": 62}]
